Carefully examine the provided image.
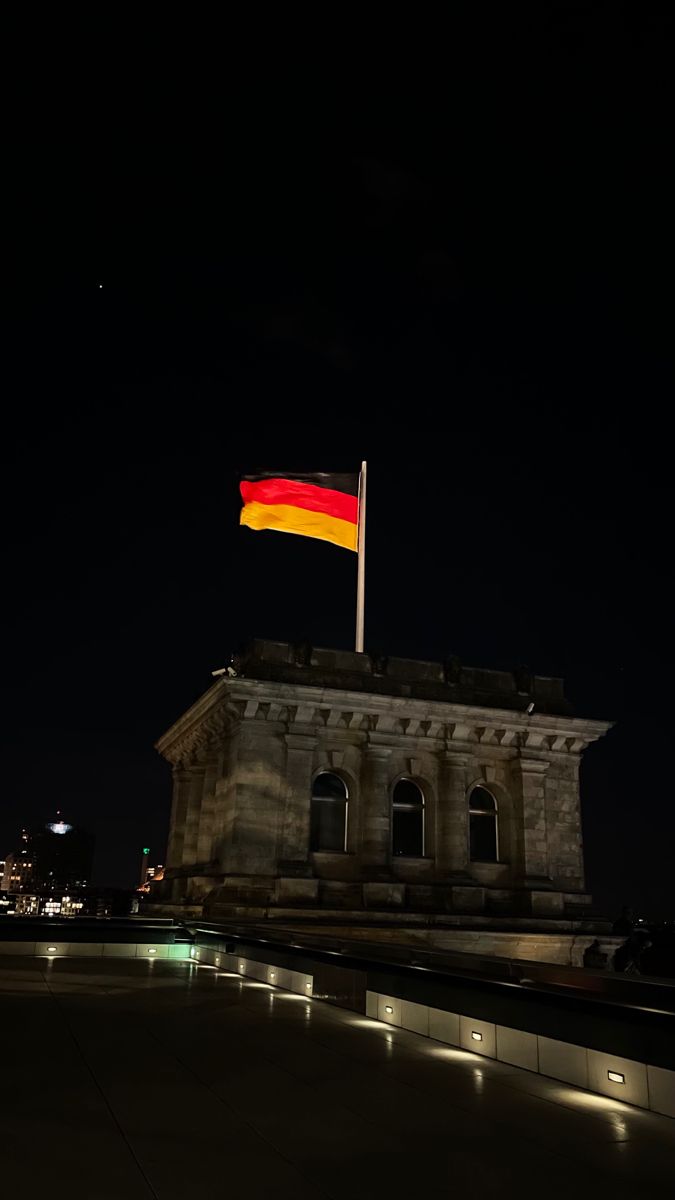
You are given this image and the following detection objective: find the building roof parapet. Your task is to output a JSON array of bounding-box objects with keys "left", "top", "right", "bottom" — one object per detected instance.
[
  {"left": 225, "top": 639, "right": 571, "bottom": 714},
  {"left": 155, "top": 641, "right": 612, "bottom": 768}
]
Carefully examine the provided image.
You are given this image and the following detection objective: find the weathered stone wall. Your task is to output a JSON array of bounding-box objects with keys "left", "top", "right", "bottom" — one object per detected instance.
[
  {"left": 545, "top": 757, "right": 585, "bottom": 890},
  {"left": 155, "top": 642, "right": 611, "bottom": 919}
]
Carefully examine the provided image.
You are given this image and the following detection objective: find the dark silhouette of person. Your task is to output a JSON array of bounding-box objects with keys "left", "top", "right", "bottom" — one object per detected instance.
[
  {"left": 583, "top": 940, "right": 607, "bottom": 969},
  {"left": 612, "top": 905, "right": 634, "bottom": 936},
  {"left": 612, "top": 932, "right": 652, "bottom": 975}
]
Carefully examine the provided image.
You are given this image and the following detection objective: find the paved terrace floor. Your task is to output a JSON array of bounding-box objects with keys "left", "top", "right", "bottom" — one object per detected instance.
[{"left": 1, "top": 957, "right": 674, "bottom": 1199}]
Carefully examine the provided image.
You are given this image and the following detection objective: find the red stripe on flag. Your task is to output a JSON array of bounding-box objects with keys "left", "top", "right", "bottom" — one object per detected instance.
[{"left": 240, "top": 478, "right": 358, "bottom": 524}]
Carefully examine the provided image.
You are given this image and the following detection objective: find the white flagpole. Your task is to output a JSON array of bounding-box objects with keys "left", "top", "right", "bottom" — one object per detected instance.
[{"left": 355, "top": 460, "right": 367, "bottom": 653}]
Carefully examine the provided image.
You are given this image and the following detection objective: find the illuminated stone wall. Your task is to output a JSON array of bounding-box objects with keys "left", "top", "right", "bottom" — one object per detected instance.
[{"left": 155, "top": 640, "right": 610, "bottom": 919}]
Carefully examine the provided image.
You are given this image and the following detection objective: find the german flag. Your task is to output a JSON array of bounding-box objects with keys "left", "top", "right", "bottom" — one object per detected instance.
[{"left": 240, "top": 471, "right": 359, "bottom": 551}]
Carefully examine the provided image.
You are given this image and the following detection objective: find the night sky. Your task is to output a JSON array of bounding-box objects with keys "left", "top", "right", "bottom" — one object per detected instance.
[{"left": 3, "top": 10, "right": 673, "bottom": 915}]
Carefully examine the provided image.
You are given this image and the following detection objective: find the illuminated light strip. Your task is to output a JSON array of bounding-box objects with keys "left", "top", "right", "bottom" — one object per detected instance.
[
  {"left": 362, "top": 993, "right": 667, "bottom": 1115},
  {"left": 206, "top": 951, "right": 312, "bottom": 998}
]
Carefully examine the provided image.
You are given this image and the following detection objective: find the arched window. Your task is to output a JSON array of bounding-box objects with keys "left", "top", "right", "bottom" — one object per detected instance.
[
  {"left": 468, "top": 785, "right": 498, "bottom": 862},
  {"left": 392, "top": 779, "right": 425, "bottom": 857},
  {"left": 310, "top": 772, "right": 348, "bottom": 853}
]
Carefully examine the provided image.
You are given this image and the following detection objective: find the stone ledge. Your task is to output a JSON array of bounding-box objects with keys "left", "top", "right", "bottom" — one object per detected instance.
[{"left": 275, "top": 877, "right": 319, "bottom": 905}]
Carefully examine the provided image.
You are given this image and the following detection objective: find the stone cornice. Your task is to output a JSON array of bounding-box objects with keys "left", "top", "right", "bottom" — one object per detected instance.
[
  {"left": 154, "top": 681, "right": 241, "bottom": 767},
  {"left": 155, "top": 676, "right": 612, "bottom": 767}
]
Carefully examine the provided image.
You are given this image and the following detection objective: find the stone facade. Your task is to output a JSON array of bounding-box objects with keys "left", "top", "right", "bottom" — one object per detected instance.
[{"left": 153, "top": 640, "right": 611, "bottom": 922}]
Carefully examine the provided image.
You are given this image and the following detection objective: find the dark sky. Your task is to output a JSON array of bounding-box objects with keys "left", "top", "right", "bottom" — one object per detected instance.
[{"left": 3, "top": 9, "right": 673, "bottom": 914}]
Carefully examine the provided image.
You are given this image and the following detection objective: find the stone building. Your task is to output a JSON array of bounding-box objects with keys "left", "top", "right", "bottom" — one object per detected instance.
[{"left": 153, "top": 639, "right": 612, "bottom": 947}]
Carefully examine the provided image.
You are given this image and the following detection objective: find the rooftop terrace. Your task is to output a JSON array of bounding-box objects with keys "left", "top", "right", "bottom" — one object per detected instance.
[{"left": 2, "top": 954, "right": 674, "bottom": 1199}]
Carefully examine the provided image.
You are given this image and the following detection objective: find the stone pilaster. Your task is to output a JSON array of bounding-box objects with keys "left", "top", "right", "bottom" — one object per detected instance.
[
  {"left": 280, "top": 733, "right": 317, "bottom": 866},
  {"left": 437, "top": 752, "right": 471, "bottom": 875},
  {"left": 226, "top": 724, "right": 284, "bottom": 875},
  {"left": 196, "top": 753, "right": 220, "bottom": 864},
  {"left": 546, "top": 756, "right": 585, "bottom": 890},
  {"left": 166, "top": 769, "right": 190, "bottom": 869},
  {"left": 360, "top": 745, "right": 393, "bottom": 872},
  {"left": 181, "top": 766, "right": 206, "bottom": 867},
  {"left": 513, "top": 757, "right": 550, "bottom": 883}
]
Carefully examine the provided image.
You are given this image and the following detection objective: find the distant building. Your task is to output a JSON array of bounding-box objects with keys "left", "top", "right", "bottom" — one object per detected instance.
[
  {"left": 13, "top": 892, "right": 85, "bottom": 917},
  {"left": 31, "top": 819, "right": 94, "bottom": 891},
  {"left": 8, "top": 887, "right": 136, "bottom": 919},
  {"left": 140, "top": 863, "right": 164, "bottom": 892},
  {"left": 152, "top": 639, "right": 613, "bottom": 964},
  {"left": 138, "top": 847, "right": 150, "bottom": 889},
  {"left": 2, "top": 831, "right": 36, "bottom": 892},
  {"left": 2, "top": 819, "right": 94, "bottom": 894}
]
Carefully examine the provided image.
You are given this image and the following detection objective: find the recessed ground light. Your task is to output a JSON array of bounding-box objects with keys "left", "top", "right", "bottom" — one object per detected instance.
[
  {"left": 608, "top": 1071, "right": 625, "bottom": 1084},
  {"left": 384, "top": 1005, "right": 394, "bottom": 1014},
  {"left": 270, "top": 972, "right": 275, "bottom": 979},
  {"left": 305, "top": 982, "right": 311, "bottom": 989},
  {"left": 239, "top": 962, "right": 244, "bottom": 971},
  {"left": 215, "top": 957, "right": 220, "bottom": 966},
  {"left": 47, "top": 946, "right": 57, "bottom": 953},
  {"left": 471, "top": 1031, "right": 483, "bottom": 1042}
]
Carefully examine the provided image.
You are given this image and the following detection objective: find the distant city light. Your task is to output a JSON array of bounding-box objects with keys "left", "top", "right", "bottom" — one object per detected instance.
[
  {"left": 47, "top": 821, "right": 72, "bottom": 835},
  {"left": 143, "top": 847, "right": 150, "bottom": 855}
]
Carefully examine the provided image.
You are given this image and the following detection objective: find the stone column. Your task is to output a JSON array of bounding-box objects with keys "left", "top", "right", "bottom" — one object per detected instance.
[
  {"left": 181, "top": 766, "right": 206, "bottom": 867},
  {"left": 212, "top": 735, "right": 237, "bottom": 865},
  {"left": 279, "top": 733, "right": 316, "bottom": 867},
  {"left": 166, "top": 769, "right": 191, "bottom": 869},
  {"left": 546, "top": 757, "right": 585, "bottom": 891},
  {"left": 437, "top": 752, "right": 471, "bottom": 875},
  {"left": 513, "top": 757, "right": 550, "bottom": 883},
  {"left": 196, "top": 753, "right": 220, "bottom": 865},
  {"left": 360, "top": 745, "right": 392, "bottom": 873},
  {"left": 228, "top": 725, "right": 284, "bottom": 875}
]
